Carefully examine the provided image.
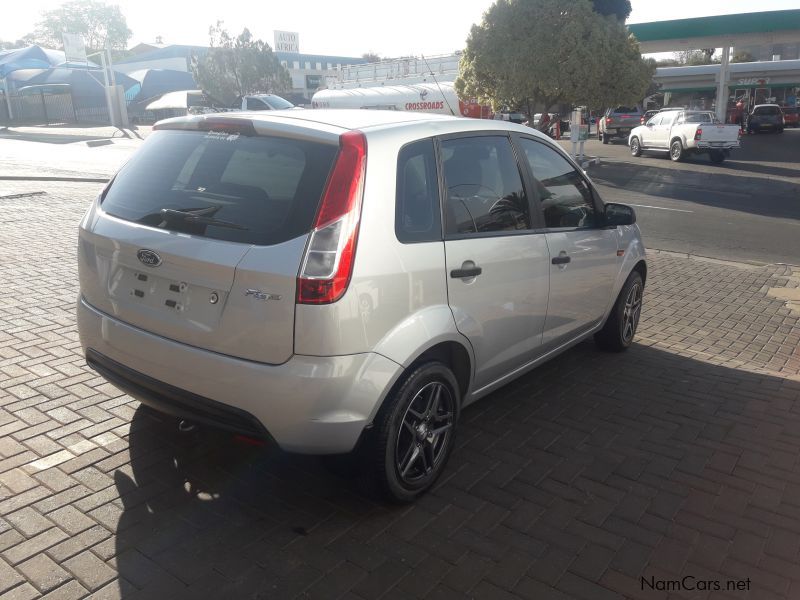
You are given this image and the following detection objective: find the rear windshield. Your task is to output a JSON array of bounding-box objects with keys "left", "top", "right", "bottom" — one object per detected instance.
[
  {"left": 783, "top": 107, "right": 797, "bottom": 115},
  {"left": 101, "top": 130, "right": 337, "bottom": 245},
  {"left": 754, "top": 106, "right": 781, "bottom": 115},
  {"left": 613, "top": 107, "right": 638, "bottom": 114}
]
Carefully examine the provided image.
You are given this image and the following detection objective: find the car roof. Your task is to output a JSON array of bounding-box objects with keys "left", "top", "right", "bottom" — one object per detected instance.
[
  {"left": 158, "top": 108, "right": 550, "bottom": 136},
  {"left": 753, "top": 103, "right": 780, "bottom": 108}
]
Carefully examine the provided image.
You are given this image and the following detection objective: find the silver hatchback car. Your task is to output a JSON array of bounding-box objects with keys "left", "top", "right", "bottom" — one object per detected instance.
[{"left": 77, "top": 110, "right": 646, "bottom": 501}]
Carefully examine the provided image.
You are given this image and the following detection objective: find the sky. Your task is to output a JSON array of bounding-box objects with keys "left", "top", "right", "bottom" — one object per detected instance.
[{"left": 1, "top": 0, "right": 798, "bottom": 58}]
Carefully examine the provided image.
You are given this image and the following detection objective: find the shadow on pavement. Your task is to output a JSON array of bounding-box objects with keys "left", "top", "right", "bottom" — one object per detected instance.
[
  {"left": 112, "top": 341, "right": 800, "bottom": 599},
  {"left": 592, "top": 161, "right": 800, "bottom": 220}
]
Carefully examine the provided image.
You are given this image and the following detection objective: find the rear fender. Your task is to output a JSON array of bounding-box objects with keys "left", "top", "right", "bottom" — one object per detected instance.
[{"left": 372, "top": 304, "right": 473, "bottom": 370}]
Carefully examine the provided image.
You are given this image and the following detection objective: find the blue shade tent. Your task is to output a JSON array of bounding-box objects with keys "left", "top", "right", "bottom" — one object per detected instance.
[
  {"left": 0, "top": 45, "right": 100, "bottom": 78},
  {"left": 125, "top": 69, "right": 197, "bottom": 103},
  {"left": 16, "top": 68, "right": 139, "bottom": 109}
]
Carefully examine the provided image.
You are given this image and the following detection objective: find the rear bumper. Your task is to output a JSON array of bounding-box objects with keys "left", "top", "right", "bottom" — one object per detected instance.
[
  {"left": 78, "top": 297, "right": 403, "bottom": 454},
  {"left": 696, "top": 141, "right": 740, "bottom": 150}
]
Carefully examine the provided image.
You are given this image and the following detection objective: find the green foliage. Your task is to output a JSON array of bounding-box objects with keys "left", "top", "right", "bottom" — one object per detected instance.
[
  {"left": 191, "top": 22, "right": 292, "bottom": 107},
  {"left": 591, "top": 0, "right": 631, "bottom": 21},
  {"left": 731, "top": 51, "right": 756, "bottom": 63},
  {"left": 33, "top": 0, "right": 131, "bottom": 51},
  {"left": 455, "top": 0, "right": 654, "bottom": 122}
]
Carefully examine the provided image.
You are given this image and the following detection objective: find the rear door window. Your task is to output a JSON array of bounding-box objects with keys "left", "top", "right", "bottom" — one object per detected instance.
[
  {"left": 101, "top": 130, "right": 337, "bottom": 246},
  {"left": 441, "top": 136, "right": 531, "bottom": 235}
]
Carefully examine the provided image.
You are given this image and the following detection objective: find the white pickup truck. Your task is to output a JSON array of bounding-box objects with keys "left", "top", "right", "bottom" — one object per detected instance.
[{"left": 628, "top": 109, "right": 741, "bottom": 164}]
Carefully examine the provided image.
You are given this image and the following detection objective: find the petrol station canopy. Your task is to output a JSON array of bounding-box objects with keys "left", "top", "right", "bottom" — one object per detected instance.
[{"left": 628, "top": 9, "right": 800, "bottom": 54}]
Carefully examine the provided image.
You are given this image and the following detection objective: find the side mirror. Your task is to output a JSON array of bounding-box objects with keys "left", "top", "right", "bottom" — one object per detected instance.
[{"left": 605, "top": 203, "right": 636, "bottom": 226}]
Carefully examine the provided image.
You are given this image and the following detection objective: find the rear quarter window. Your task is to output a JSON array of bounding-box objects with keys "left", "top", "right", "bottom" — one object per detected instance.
[
  {"left": 101, "top": 130, "right": 337, "bottom": 246},
  {"left": 395, "top": 139, "right": 441, "bottom": 243}
]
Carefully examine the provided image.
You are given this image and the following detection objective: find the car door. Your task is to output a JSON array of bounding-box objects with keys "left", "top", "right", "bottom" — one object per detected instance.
[
  {"left": 440, "top": 134, "right": 550, "bottom": 392},
  {"left": 652, "top": 111, "right": 677, "bottom": 147},
  {"left": 639, "top": 114, "right": 662, "bottom": 147},
  {"left": 515, "top": 136, "right": 618, "bottom": 349}
]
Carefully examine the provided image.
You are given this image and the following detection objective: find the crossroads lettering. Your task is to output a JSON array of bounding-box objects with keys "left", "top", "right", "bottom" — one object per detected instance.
[{"left": 642, "top": 575, "right": 751, "bottom": 592}]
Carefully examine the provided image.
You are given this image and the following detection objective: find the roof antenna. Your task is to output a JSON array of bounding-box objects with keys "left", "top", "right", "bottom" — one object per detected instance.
[{"left": 421, "top": 54, "right": 456, "bottom": 116}]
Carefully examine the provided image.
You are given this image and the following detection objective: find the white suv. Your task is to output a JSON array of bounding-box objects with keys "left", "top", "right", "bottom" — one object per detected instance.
[{"left": 77, "top": 110, "right": 646, "bottom": 501}]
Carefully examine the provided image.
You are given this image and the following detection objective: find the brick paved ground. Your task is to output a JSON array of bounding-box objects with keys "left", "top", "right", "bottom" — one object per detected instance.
[{"left": 2, "top": 182, "right": 800, "bottom": 600}]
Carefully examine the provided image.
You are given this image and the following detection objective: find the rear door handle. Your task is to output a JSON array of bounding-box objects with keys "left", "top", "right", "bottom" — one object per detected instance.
[
  {"left": 450, "top": 265, "right": 482, "bottom": 278},
  {"left": 551, "top": 255, "right": 571, "bottom": 265}
]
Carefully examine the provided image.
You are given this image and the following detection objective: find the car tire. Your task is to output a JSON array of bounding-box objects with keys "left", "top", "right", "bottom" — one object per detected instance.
[
  {"left": 669, "top": 139, "right": 684, "bottom": 162},
  {"left": 630, "top": 136, "right": 642, "bottom": 157},
  {"left": 709, "top": 150, "right": 725, "bottom": 164},
  {"left": 362, "top": 362, "right": 459, "bottom": 503},
  {"left": 595, "top": 270, "right": 644, "bottom": 352}
]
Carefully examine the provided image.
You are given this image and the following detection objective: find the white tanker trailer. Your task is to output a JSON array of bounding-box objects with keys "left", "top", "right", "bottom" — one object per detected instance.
[{"left": 311, "top": 82, "right": 490, "bottom": 118}]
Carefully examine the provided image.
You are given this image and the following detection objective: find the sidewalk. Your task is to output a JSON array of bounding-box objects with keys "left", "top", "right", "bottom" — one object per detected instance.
[{"left": 1, "top": 182, "right": 800, "bottom": 599}]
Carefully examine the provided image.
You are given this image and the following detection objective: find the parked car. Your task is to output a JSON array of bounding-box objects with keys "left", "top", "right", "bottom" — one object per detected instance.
[
  {"left": 238, "top": 94, "right": 296, "bottom": 111},
  {"left": 77, "top": 110, "right": 646, "bottom": 502},
  {"left": 493, "top": 111, "right": 527, "bottom": 124},
  {"left": 598, "top": 106, "right": 643, "bottom": 144},
  {"left": 629, "top": 110, "right": 741, "bottom": 164},
  {"left": 640, "top": 109, "right": 659, "bottom": 125},
  {"left": 746, "top": 104, "right": 784, "bottom": 133},
  {"left": 781, "top": 106, "right": 798, "bottom": 128}
]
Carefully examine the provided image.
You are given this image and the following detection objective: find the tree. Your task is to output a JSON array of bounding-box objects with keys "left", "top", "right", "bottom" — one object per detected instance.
[
  {"left": 455, "top": 0, "right": 653, "bottom": 126},
  {"left": 731, "top": 50, "right": 756, "bottom": 63},
  {"left": 191, "top": 23, "right": 292, "bottom": 107},
  {"left": 591, "top": 0, "right": 631, "bottom": 21},
  {"left": 33, "top": 0, "right": 131, "bottom": 51},
  {"left": 673, "top": 49, "right": 718, "bottom": 66},
  {"left": 361, "top": 52, "right": 381, "bottom": 63}
]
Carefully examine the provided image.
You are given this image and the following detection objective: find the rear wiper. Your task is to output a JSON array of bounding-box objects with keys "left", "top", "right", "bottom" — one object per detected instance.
[{"left": 159, "top": 208, "right": 249, "bottom": 230}]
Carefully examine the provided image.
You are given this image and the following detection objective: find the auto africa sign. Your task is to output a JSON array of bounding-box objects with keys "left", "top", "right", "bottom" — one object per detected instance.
[{"left": 274, "top": 31, "right": 299, "bottom": 53}]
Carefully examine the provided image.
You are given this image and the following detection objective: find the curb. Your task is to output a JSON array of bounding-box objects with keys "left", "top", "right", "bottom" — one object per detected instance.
[{"left": 647, "top": 248, "right": 800, "bottom": 269}]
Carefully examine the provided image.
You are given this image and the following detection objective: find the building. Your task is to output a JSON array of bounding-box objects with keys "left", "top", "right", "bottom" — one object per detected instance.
[
  {"left": 629, "top": 9, "right": 800, "bottom": 121},
  {"left": 325, "top": 53, "right": 460, "bottom": 89},
  {"left": 115, "top": 44, "right": 366, "bottom": 103},
  {"left": 652, "top": 60, "right": 800, "bottom": 116}
]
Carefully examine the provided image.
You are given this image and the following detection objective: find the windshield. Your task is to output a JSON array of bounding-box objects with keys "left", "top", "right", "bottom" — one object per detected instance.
[
  {"left": 754, "top": 106, "right": 781, "bottom": 115},
  {"left": 264, "top": 96, "right": 294, "bottom": 110},
  {"left": 101, "top": 130, "right": 337, "bottom": 245}
]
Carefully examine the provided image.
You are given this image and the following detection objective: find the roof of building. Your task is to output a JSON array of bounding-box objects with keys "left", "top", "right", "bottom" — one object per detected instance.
[
  {"left": 629, "top": 9, "right": 800, "bottom": 42},
  {"left": 118, "top": 44, "right": 366, "bottom": 66}
]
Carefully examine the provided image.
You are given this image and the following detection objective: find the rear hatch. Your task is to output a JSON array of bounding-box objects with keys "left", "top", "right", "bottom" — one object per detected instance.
[
  {"left": 78, "top": 120, "right": 339, "bottom": 364},
  {"left": 751, "top": 106, "right": 782, "bottom": 127},
  {"left": 609, "top": 107, "right": 640, "bottom": 131}
]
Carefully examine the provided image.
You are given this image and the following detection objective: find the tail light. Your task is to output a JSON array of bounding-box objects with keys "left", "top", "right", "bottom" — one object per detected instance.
[
  {"left": 695, "top": 128, "right": 702, "bottom": 141},
  {"left": 297, "top": 131, "right": 367, "bottom": 304},
  {"left": 606, "top": 117, "right": 613, "bottom": 124}
]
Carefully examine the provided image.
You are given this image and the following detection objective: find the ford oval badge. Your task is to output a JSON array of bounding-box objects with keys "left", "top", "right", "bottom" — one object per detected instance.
[{"left": 137, "top": 249, "right": 162, "bottom": 267}]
